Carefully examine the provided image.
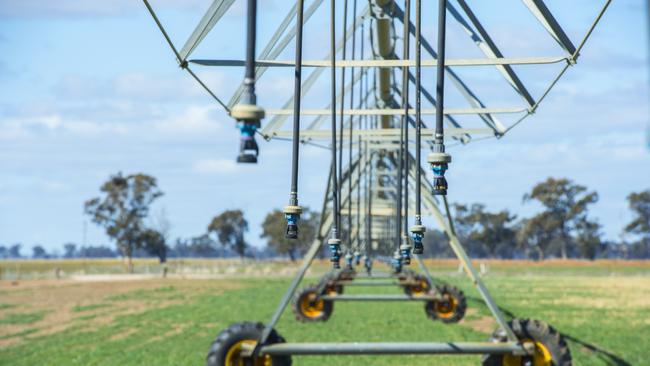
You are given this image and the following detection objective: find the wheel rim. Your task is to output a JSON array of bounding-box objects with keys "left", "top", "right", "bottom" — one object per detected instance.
[
  {"left": 299, "top": 292, "right": 325, "bottom": 318},
  {"left": 502, "top": 340, "right": 553, "bottom": 366},
  {"left": 410, "top": 280, "right": 429, "bottom": 295},
  {"left": 434, "top": 293, "right": 458, "bottom": 318},
  {"left": 224, "top": 340, "right": 272, "bottom": 366}
]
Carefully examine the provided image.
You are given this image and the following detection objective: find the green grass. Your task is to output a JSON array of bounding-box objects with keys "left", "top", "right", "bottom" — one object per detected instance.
[
  {"left": 0, "top": 265, "right": 648, "bottom": 365},
  {"left": 0, "top": 328, "right": 39, "bottom": 341},
  {"left": 72, "top": 304, "right": 111, "bottom": 313},
  {"left": 0, "top": 311, "right": 46, "bottom": 325}
]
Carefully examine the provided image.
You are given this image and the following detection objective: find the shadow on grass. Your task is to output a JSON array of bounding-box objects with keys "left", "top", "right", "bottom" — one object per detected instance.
[{"left": 468, "top": 296, "right": 632, "bottom": 366}]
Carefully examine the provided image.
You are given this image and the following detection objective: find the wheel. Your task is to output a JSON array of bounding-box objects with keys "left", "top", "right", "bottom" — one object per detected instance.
[
  {"left": 206, "top": 322, "right": 291, "bottom": 366},
  {"left": 318, "top": 274, "right": 343, "bottom": 295},
  {"left": 403, "top": 274, "right": 431, "bottom": 296},
  {"left": 482, "top": 319, "right": 571, "bottom": 366},
  {"left": 425, "top": 284, "right": 466, "bottom": 323},
  {"left": 291, "top": 285, "right": 333, "bottom": 322}
]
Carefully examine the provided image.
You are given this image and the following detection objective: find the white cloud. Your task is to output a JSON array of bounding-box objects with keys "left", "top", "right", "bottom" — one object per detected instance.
[
  {"left": 0, "top": 0, "right": 210, "bottom": 19},
  {"left": 151, "top": 104, "right": 226, "bottom": 138},
  {"left": 192, "top": 158, "right": 239, "bottom": 174}
]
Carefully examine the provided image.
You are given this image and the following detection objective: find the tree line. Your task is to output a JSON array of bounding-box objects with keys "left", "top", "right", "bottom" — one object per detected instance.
[{"left": 1, "top": 173, "right": 648, "bottom": 263}]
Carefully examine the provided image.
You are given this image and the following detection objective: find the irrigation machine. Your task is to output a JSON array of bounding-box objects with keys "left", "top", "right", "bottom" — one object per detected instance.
[{"left": 143, "top": 0, "right": 611, "bottom": 365}]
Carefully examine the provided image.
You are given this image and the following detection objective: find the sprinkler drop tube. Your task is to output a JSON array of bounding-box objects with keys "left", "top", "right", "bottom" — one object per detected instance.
[
  {"left": 400, "top": 0, "right": 412, "bottom": 265},
  {"left": 411, "top": 0, "right": 425, "bottom": 254},
  {"left": 244, "top": 0, "right": 257, "bottom": 105},
  {"left": 429, "top": 0, "right": 451, "bottom": 196},
  {"left": 328, "top": 0, "right": 341, "bottom": 268},
  {"left": 284, "top": 0, "right": 305, "bottom": 239}
]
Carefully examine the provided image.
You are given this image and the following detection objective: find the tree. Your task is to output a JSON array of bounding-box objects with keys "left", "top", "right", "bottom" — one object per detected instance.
[
  {"left": 63, "top": 243, "right": 77, "bottom": 258},
  {"left": 140, "top": 229, "right": 167, "bottom": 264},
  {"left": 523, "top": 177, "right": 598, "bottom": 259},
  {"left": 260, "top": 208, "right": 319, "bottom": 261},
  {"left": 451, "top": 203, "right": 486, "bottom": 257},
  {"left": 453, "top": 203, "right": 517, "bottom": 258},
  {"left": 188, "top": 234, "right": 219, "bottom": 257},
  {"left": 516, "top": 214, "right": 555, "bottom": 260},
  {"left": 207, "top": 210, "right": 249, "bottom": 258},
  {"left": 575, "top": 218, "right": 603, "bottom": 260},
  {"left": 9, "top": 243, "right": 22, "bottom": 258},
  {"left": 84, "top": 172, "right": 163, "bottom": 272},
  {"left": 422, "top": 229, "right": 453, "bottom": 258},
  {"left": 624, "top": 190, "right": 650, "bottom": 258},
  {"left": 32, "top": 245, "right": 48, "bottom": 259},
  {"left": 0, "top": 246, "right": 7, "bottom": 259},
  {"left": 78, "top": 245, "right": 117, "bottom": 258}
]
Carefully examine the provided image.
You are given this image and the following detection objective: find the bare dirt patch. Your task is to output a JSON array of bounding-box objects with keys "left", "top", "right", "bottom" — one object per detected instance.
[
  {"left": 0, "top": 278, "right": 242, "bottom": 349},
  {"left": 462, "top": 316, "right": 496, "bottom": 334}
]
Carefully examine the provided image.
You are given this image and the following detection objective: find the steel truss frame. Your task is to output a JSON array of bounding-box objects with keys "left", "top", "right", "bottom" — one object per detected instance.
[{"left": 142, "top": 0, "right": 611, "bottom": 360}]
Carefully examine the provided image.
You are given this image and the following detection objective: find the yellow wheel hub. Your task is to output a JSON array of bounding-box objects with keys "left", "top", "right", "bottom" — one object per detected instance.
[
  {"left": 224, "top": 340, "right": 272, "bottom": 366},
  {"left": 434, "top": 293, "right": 458, "bottom": 318},
  {"left": 410, "top": 280, "right": 429, "bottom": 295},
  {"left": 503, "top": 340, "right": 553, "bottom": 366},
  {"left": 299, "top": 292, "right": 325, "bottom": 318}
]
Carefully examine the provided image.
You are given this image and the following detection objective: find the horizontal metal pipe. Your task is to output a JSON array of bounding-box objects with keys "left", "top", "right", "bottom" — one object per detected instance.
[
  {"left": 260, "top": 342, "right": 525, "bottom": 356},
  {"left": 321, "top": 294, "right": 433, "bottom": 301},
  {"left": 270, "top": 127, "right": 494, "bottom": 139},
  {"left": 266, "top": 107, "right": 526, "bottom": 116},
  {"left": 190, "top": 56, "right": 567, "bottom": 67},
  {"left": 336, "top": 280, "right": 405, "bottom": 286}
]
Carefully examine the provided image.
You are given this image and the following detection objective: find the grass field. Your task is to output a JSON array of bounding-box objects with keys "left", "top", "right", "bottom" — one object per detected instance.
[{"left": 0, "top": 260, "right": 649, "bottom": 365}]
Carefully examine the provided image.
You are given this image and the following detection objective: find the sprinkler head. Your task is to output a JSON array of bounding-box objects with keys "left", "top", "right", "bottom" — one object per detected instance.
[
  {"left": 236, "top": 121, "right": 260, "bottom": 164},
  {"left": 363, "top": 255, "right": 372, "bottom": 275},
  {"left": 391, "top": 250, "right": 403, "bottom": 273},
  {"left": 410, "top": 225, "right": 426, "bottom": 255},
  {"left": 427, "top": 152, "right": 451, "bottom": 196},
  {"left": 345, "top": 252, "right": 354, "bottom": 269},
  {"left": 353, "top": 251, "right": 361, "bottom": 266},
  {"left": 231, "top": 103, "right": 264, "bottom": 164},
  {"left": 399, "top": 237, "right": 412, "bottom": 265},
  {"left": 283, "top": 206, "right": 302, "bottom": 239},
  {"left": 328, "top": 238, "right": 342, "bottom": 269}
]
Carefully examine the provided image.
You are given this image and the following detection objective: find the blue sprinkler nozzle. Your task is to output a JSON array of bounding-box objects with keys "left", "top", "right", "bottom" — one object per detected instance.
[
  {"left": 431, "top": 163, "right": 448, "bottom": 195},
  {"left": 353, "top": 251, "right": 361, "bottom": 266},
  {"left": 284, "top": 213, "right": 299, "bottom": 239},
  {"left": 364, "top": 256, "right": 372, "bottom": 275},
  {"left": 345, "top": 252, "right": 354, "bottom": 269},
  {"left": 400, "top": 238, "right": 412, "bottom": 266},
  {"left": 283, "top": 205, "right": 302, "bottom": 240},
  {"left": 236, "top": 122, "right": 260, "bottom": 163},
  {"left": 412, "top": 232, "right": 424, "bottom": 255},
  {"left": 428, "top": 152, "right": 451, "bottom": 196},
  {"left": 328, "top": 238, "right": 341, "bottom": 269},
  {"left": 391, "top": 252, "right": 403, "bottom": 273}
]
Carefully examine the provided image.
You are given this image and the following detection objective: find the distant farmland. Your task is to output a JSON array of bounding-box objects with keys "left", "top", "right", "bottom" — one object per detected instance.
[{"left": 0, "top": 260, "right": 649, "bottom": 365}]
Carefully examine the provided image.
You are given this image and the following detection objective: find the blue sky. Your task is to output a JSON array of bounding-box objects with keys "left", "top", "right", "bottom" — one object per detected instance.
[{"left": 0, "top": 0, "right": 648, "bottom": 253}]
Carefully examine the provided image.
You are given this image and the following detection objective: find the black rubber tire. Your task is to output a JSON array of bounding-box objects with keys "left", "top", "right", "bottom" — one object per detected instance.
[
  {"left": 403, "top": 274, "right": 432, "bottom": 296},
  {"left": 291, "top": 285, "right": 333, "bottom": 322},
  {"left": 425, "top": 284, "right": 467, "bottom": 323},
  {"left": 206, "top": 322, "right": 291, "bottom": 366},
  {"left": 482, "top": 319, "right": 572, "bottom": 366}
]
